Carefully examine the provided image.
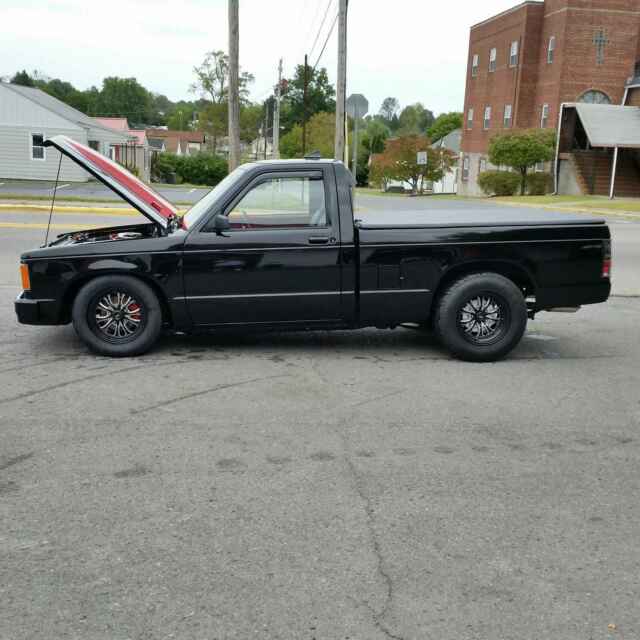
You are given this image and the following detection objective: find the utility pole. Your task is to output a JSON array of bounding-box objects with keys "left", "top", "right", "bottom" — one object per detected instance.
[
  {"left": 273, "top": 58, "right": 283, "bottom": 159},
  {"left": 228, "top": 0, "right": 241, "bottom": 171},
  {"left": 334, "top": 0, "right": 348, "bottom": 161},
  {"left": 302, "top": 55, "right": 309, "bottom": 156},
  {"left": 264, "top": 101, "right": 269, "bottom": 160}
]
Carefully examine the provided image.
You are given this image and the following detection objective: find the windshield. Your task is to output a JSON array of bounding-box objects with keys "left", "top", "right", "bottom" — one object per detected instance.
[{"left": 182, "top": 165, "right": 252, "bottom": 229}]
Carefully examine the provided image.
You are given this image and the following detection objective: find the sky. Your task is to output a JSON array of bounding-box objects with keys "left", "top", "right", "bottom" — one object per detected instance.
[{"left": 0, "top": 0, "right": 519, "bottom": 117}]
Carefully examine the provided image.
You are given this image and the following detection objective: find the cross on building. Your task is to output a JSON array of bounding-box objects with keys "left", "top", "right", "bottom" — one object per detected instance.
[{"left": 593, "top": 29, "right": 609, "bottom": 65}]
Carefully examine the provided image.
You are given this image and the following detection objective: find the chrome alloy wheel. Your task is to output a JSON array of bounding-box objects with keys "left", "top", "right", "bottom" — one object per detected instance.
[
  {"left": 457, "top": 294, "right": 508, "bottom": 345},
  {"left": 94, "top": 291, "right": 144, "bottom": 340}
]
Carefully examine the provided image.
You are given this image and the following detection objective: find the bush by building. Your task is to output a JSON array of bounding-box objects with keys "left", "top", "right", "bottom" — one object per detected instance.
[
  {"left": 151, "top": 153, "right": 228, "bottom": 186},
  {"left": 526, "top": 172, "right": 553, "bottom": 195},
  {"left": 477, "top": 170, "right": 521, "bottom": 196}
]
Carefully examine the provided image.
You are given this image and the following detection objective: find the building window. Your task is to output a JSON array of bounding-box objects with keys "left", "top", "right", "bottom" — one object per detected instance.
[
  {"left": 547, "top": 36, "right": 556, "bottom": 64},
  {"left": 483, "top": 106, "right": 492, "bottom": 130},
  {"left": 467, "top": 108, "right": 474, "bottom": 130},
  {"left": 31, "top": 133, "right": 45, "bottom": 161},
  {"left": 489, "top": 48, "right": 497, "bottom": 73},
  {"left": 541, "top": 104, "right": 550, "bottom": 128},
  {"left": 471, "top": 54, "right": 479, "bottom": 77},
  {"left": 510, "top": 41, "right": 519, "bottom": 67},
  {"left": 579, "top": 90, "right": 611, "bottom": 104},
  {"left": 504, "top": 104, "right": 513, "bottom": 128},
  {"left": 535, "top": 162, "right": 545, "bottom": 173},
  {"left": 462, "top": 156, "right": 470, "bottom": 181},
  {"left": 479, "top": 158, "right": 487, "bottom": 174},
  {"left": 88, "top": 140, "right": 100, "bottom": 152}
]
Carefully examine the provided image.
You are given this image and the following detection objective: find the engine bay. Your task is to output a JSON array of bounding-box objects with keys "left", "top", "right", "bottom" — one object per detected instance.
[{"left": 50, "top": 223, "right": 160, "bottom": 247}]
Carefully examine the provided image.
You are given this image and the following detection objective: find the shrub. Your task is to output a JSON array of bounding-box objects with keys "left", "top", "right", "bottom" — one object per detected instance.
[
  {"left": 151, "top": 152, "right": 228, "bottom": 186},
  {"left": 477, "top": 170, "right": 521, "bottom": 196},
  {"left": 526, "top": 172, "right": 553, "bottom": 195}
]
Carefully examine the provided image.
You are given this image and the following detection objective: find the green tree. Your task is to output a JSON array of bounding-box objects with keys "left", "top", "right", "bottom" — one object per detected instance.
[
  {"left": 488, "top": 129, "right": 556, "bottom": 195},
  {"left": 361, "top": 119, "right": 390, "bottom": 154},
  {"left": 240, "top": 103, "right": 264, "bottom": 145},
  {"left": 281, "top": 111, "right": 338, "bottom": 159},
  {"left": 199, "top": 102, "right": 227, "bottom": 154},
  {"left": 427, "top": 112, "right": 463, "bottom": 143},
  {"left": 94, "top": 77, "right": 153, "bottom": 124},
  {"left": 191, "top": 50, "right": 254, "bottom": 105},
  {"left": 379, "top": 97, "right": 400, "bottom": 130},
  {"left": 281, "top": 65, "right": 336, "bottom": 132},
  {"left": 10, "top": 70, "right": 35, "bottom": 86},
  {"left": 167, "top": 107, "right": 193, "bottom": 130},
  {"left": 397, "top": 103, "right": 435, "bottom": 135}
]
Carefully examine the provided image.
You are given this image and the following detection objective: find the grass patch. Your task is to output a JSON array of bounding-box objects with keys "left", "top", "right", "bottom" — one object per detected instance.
[{"left": 495, "top": 194, "right": 640, "bottom": 214}]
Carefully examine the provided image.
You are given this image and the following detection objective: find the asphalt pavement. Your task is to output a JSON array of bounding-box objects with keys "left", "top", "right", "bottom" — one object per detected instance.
[{"left": 1, "top": 194, "right": 639, "bottom": 640}]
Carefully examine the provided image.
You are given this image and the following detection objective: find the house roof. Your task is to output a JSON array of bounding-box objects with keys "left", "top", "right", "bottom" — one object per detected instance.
[
  {"left": 571, "top": 103, "right": 640, "bottom": 148},
  {"left": 93, "top": 117, "right": 130, "bottom": 132},
  {"left": 431, "top": 128, "right": 462, "bottom": 154},
  {"left": 1, "top": 83, "right": 130, "bottom": 140},
  {"left": 95, "top": 117, "right": 148, "bottom": 147},
  {"left": 146, "top": 128, "right": 205, "bottom": 143}
]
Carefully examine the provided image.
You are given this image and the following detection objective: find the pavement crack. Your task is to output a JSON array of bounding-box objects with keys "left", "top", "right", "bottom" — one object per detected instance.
[
  {"left": 0, "top": 358, "right": 194, "bottom": 405},
  {"left": 131, "top": 374, "right": 290, "bottom": 415},
  {"left": 0, "top": 451, "right": 34, "bottom": 472},
  {"left": 345, "top": 456, "right": 405, "bottom": 640}
]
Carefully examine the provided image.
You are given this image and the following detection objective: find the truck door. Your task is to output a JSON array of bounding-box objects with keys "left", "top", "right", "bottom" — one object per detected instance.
[{"left": 182, "top": 168, "right": 343, "bottom": 327}]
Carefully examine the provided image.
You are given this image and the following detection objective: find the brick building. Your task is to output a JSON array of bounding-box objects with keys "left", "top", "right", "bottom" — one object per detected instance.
[{"left": 458, "top": 0, "right": 640, "bottom": 196}]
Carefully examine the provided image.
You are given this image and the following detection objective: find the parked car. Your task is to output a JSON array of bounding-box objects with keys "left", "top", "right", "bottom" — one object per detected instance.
[{"left": 15, "top": 135, "right": 612, "bottom": 362}]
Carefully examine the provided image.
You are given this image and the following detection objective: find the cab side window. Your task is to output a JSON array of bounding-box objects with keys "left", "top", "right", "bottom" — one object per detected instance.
[{"left": 227, "top": 175, "right": 327, "bottom": 230}]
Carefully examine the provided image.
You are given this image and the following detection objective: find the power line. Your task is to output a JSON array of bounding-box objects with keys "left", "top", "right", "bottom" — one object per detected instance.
[
  {"left": 309, "top": 0, "right": 334, "bottom": 59},
  {"left": 304, "top": 0, "right": 325, "bottom": 57},
  {"left": 313, "top": 11, "right": 339, "bottom": 72}
]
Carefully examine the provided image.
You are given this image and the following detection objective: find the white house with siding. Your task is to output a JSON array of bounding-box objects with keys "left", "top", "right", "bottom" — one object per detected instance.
[{"left": 0, "top": 82, "right": 131, "bottom": 181}]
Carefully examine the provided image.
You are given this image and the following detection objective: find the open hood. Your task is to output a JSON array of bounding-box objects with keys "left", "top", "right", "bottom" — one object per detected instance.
[{"left": 44, "top": 135, "right": 178, "bottom": 229}]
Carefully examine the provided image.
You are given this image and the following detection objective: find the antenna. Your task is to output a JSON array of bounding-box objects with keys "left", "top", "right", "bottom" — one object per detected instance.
[{"left": 44, "top": 152, "right": 63, "bottom": 247}]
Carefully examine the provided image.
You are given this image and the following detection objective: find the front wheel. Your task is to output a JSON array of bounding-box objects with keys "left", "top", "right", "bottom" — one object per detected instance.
[
  {"left": 434, "top": 273, "right": 527, "bottom": 362},
  {"left": 72, "top": 276, "right": 163, "bottom": 357}
]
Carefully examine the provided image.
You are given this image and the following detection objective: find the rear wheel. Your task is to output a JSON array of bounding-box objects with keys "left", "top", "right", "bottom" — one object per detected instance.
[
  {"left": 72, "top": 276, "right": 163, "bottom": 357},
  {"left": 434, "top": 273, "right": 527, "bottom": 362}
]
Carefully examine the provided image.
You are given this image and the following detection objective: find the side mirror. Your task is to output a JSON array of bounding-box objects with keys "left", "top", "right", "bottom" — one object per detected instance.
[{"left": 213, "top": 213, "right": 231, "bottom": 234}]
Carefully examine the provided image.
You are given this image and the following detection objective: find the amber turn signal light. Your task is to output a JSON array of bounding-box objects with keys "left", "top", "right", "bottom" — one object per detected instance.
[{"left": 20, "top": 264, "right": 31, "bottom": 291}]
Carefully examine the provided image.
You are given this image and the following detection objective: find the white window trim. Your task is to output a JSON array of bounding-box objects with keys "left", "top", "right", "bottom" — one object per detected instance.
[
  {"left": 541, "top": 104, "right": 550, "bottom": 128},
  {"left": 489, "top": 48, "right": 497, "bottom": 72},
  {"left": 504, "top": 104, "right": 513, "bottom": 128},
  {"left": 483, "top": 106, "right": 492, "bottom": 130},
  {"left": 467, "top": 108, "right": 474, "bottom": 130},
  {"left": 471, "top": 54, "right": 479, "bottom": 77},
  {"left": 462, "top": 156, "right": 470, "bottom": 181},
  {"left": 509, "top": 41, "right": 519, "bottom": 67},
  {"left": 548, "top": 36, "right": 556, "bottom": 64},
  {"left": 30, "top": 132, "right": 46, "bottom": 162}
]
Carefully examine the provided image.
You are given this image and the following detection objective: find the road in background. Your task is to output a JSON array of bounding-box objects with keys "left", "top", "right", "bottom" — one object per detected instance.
[{"left": 0, "top": 179, "right": 209, "bottom": 204}]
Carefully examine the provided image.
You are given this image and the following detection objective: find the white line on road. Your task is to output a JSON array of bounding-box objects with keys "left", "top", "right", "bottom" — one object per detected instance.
[
  {"left": 52, "top": 184, "right": 70, "bottom": 192},
  {"left": 189, "top": 188, "right": 196, "bottom": 193}
]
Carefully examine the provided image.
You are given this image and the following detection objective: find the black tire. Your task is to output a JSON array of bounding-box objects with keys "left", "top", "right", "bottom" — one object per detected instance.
[
  {"left": 434, "top": 272, "right": 527, "bottom": 362},
  {"left": 72, "top": 275, "right": 163, "bottom": 357}
]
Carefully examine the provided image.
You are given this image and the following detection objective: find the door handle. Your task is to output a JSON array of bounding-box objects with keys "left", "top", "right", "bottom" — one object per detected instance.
[{"left": 308, "top": 235, "right": 331, "bottom": 245}]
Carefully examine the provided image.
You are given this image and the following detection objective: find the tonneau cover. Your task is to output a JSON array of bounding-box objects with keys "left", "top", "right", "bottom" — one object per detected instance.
[{"left": 356, "top": 208, "right": 605, "bottom": 229}]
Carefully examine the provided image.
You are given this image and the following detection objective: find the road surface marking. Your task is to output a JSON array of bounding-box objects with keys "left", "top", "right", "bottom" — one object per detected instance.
[
  {"left": 0, "top": 222, "right": 102, "bottom": 230},
  {"left": 52, "top": 184, "right": 70, "bottom": 192},
  {"left": 0, "top": 207, "right": 138, "bottom": 217},
  {"left": 189, "top": 188, "right": 197, "bottom": 193}
]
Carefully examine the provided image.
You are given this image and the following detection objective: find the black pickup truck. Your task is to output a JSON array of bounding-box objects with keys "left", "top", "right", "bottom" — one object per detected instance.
[{"left": 15, "top": 135, "right": 611, "bottom": 362}]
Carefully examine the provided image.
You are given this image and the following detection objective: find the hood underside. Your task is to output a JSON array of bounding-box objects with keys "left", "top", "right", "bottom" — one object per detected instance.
[{"left": 44, "top": 135, "right": 178, "bottom": 229}]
